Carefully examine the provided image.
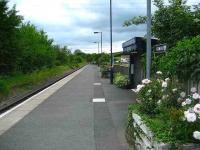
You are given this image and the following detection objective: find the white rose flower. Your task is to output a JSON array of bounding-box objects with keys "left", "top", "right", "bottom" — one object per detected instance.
[
  {"left": 172, "top": 88, "right": 178, "bottom": 93},
  {"left": 162, "top": 95, "right": 168, "bottom": 100},
  {"left": 194, "top": 104, "right": 200, "bottom": 115},
  {"left": 157, "top": 100, "right": 161, "bottom": 105},
  {"left": 184, "top": 111, "right": 197, "bottom": 122},
  {"left": 177, "top": 97, "right": 182, "bottom": 103},
  {"left": 142, "top": 79, "right": 151, "bottom": 84},
  {"left": 156, "top": 71, "right": 162, "bottom": 75},
  {"left": 191, "top": 87, "right": 197, "bottom": 93},
  {"left": 134, "top": 84, "right": 145, "bottom": 93},
  {"left": 193, "top": 131, "right": 200, "bottom": 140},
  {"left": 162, "top": 81, "right": 168, "bottom": 88},
  {"left": 185, "top": 98, "right": 192, "bottom": 105},
  {"left": 147, "top": 89, "right": 152, "bottom": 93},
  {"left": 193, "top": 93, "right": 200, "bottom": 100},
  {"left": 165, "top": 78, "right": 170, "bottom": 82},
  {"left": 182, "top": 102, "right": 187, "bottom": 106},
  {"left": 180, "top": 92, "right": 186, "bottom": 98}
]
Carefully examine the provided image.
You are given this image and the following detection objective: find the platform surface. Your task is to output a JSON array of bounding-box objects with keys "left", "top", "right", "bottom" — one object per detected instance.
[{"left": 0, "top": 65, "right": 136, "bottom": 150}]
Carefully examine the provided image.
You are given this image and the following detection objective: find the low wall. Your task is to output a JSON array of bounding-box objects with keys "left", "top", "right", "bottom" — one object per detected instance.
[{"left": 131, "top": 113, "right": 200, "bottom": 150}]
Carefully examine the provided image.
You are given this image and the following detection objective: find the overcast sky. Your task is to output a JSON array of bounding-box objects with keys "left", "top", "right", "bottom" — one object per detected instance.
[{"left": 9, "top": 0, "right": 199, "bottom": 53}]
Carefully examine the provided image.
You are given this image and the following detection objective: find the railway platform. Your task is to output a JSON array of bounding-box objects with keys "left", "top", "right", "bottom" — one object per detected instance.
[{"left": 0, "top": 65, "right": 135, "bottom": 150}]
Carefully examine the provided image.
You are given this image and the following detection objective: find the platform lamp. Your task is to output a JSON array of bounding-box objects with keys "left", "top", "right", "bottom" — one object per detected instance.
[
  {"left": 93, "top": 32, "right": 102, "bottom": 53},
  {"left": 93, "top": 41, "right": 100, "bottom": 66},
  {"left": 93, "top": 42, "right": 100, "bottom": 54},
  {"left": 109, "top": 0, "right": 113, "bottom": 84}
]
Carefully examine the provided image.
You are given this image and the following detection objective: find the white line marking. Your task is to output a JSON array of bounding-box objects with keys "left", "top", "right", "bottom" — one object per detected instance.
[
  {"left": 92, "top": 98, "right": 106, "bottom": 103},
  {"left": 93, "top": 83, "right": 101, "bottom": 86}
]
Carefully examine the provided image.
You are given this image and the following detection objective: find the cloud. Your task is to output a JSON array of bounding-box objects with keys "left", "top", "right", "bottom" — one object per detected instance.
[{"left": 9, "top": 0, "right": 199, "bottom": 53}]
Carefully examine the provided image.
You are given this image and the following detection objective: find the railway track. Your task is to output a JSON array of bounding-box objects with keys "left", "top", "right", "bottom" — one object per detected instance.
[{"left": 0, "top": 66, "right": 84, "bottom": 115}]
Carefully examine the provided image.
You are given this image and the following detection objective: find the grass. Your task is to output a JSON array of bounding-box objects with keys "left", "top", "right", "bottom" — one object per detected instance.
[{"left": 0, "top": 63, "right": 86, "bottom": 101}]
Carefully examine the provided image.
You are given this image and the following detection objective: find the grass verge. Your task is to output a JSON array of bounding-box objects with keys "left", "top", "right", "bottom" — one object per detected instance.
[{"left": 0, "top": 63, "right": 86, "bottom": 102}]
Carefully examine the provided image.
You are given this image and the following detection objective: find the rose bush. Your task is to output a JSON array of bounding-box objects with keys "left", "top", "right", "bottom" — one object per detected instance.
[
  {"left": 132, "top": 71, "right": 200, "bottom": 143},
  {"left": 180, "top": 88, "right": 200, "bottom": 141},
  {"left": 134, "top": 71, "right": 181, "bottom": 115}
]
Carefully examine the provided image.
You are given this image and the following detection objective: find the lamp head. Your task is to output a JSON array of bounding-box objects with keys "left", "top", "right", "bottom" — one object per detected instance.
[{"left": 94, "top": 32, "right": 99, "bottom": 34}]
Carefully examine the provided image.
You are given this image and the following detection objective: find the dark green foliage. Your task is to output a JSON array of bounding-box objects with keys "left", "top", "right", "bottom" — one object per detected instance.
[
  {"left": 152, "top": 0, "right": 200, "bottom": 48},
  {"left": 123, "top": 16, "right": 147, "bottom": 26},
  {"left": 138, "top": 80, "right": 162, "bottom": 115},
  {"left": 158, "top": 35, "right": 200, "bottom": 81},
  {"left": 17, "top": 23, "right": 57, "bottom": 73},
  {"left": 0, "top": 80, "right": 9, "bottom": 96},
  {"left": 114, "top": 72, "right": 129, "bottom": 88},
  {"left": 54, "top": 45, "right": 69, "bottom": 65},
  {"left": 0, "top": 0, "right": 22, "bottom": 74},
  {"left": 84, "top": 53, "right": 110, "bottom": 65},
  {"left": 98, "top": 53, "right": 110, "bottom": 65},
  {"left": 128, "top": 104, "right": 200, "bottom": 145},
  {"left": 0, "top": 0, "right": 92, "bottom": 99},
  {"left": 100, "top": 65, "right": 110, "bottom": 78},
  {"left": 124, "top": 0, "right": 200, "bottom": 48}
]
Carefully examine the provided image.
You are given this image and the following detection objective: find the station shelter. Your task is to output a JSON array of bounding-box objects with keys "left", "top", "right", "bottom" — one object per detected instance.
[{"left": 122, "top": 37, "right": 159, "bottom": 88}]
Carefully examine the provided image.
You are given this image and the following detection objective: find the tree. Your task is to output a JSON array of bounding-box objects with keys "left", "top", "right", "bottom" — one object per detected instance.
[
  {"left": 158, "top": 35, "right": 200, "bottom": 81},
  {"left": 152, "top": 0, "right": 198, "bottom": 47},
  {"left": 54, "top": 45, "right": 71, "bottom": 65},
  {"left": 124, "top": 0, "right": 200, "bottom": 48},
  {"left": 17, "top": 23, "right": 56, "bottom": 73},
  {"left": 0, "top": 0, "right": 22, "bottom": 74}
]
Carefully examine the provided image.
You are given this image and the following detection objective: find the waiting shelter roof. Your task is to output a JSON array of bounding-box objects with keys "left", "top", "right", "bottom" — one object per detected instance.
[{"left": 122, "top": 37, "right": 159, "bottom": 54}]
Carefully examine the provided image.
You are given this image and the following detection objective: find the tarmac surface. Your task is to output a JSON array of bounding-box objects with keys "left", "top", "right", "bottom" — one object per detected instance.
[{"left": 0, "top": 65, "right": 136, "bottom": 150}]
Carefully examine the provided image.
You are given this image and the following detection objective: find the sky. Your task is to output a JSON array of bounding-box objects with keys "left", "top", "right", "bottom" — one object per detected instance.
[{"left": 8, "top": 0, "right": 199, "bottom": 53}]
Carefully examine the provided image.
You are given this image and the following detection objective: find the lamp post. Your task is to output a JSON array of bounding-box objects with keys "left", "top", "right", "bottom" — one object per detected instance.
[
  {"left": 94, "top": 32, "right": 102, "bottom": 53},
  {"left": 93, "top": 42, "right": 100, "bottom": 66},
  {"left": 146, "top": 0, "right": 152, "bottom": 79},
  {"left": 110, "top": 0, "right": 113, "bottom": 84},
  {"left": 93, "top": 42, "right": 100, "bottom": 54}
]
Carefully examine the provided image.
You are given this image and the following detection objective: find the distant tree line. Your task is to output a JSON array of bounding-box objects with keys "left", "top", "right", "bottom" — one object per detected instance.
[{"left": 0, "top": 0, "right": 110, "bottom": 75}]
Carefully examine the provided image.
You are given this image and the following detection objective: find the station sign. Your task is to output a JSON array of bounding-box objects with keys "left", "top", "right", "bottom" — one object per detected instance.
[{"left": 155, "top": 44, "right": 167, "bottom": 53}]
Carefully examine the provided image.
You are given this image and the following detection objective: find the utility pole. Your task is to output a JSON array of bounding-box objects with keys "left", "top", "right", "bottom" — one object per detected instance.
[
  {"left": 100, "top": 32, "right": 102, "bottom": 53},
  {"left": 146, "top": 0, "right": 152, "bottom": 79},
  {"left": 110, "top": 0, "right": 113, "bottom": 84}
]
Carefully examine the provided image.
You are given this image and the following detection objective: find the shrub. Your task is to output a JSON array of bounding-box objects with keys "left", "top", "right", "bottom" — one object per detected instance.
[
  {"left": 100, "top": 65, "right": 110, "bottom": 78},
  {"left": 132, "top": 71, "right": 200, "bottom": 144},
  {"left": 158, "top": 35, "right": 200, "bottom": 81},
  {"left": 134, "top": 72, "right": 182, "bottom": 116},
  {"left": 114, "top": 72, "right": 129, "bottom": 88},
  {"left": 137, "top": 79, "right": 162, "bottom": 115}
]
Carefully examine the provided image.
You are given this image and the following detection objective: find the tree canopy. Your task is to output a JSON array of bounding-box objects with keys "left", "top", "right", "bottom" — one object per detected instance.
[
  {"left": 0, "top": 0, "right": 102, "bottom": 75},
  {"left": 0, "top": 0, "right": 22, "bottom": 74},
  {"left": 124, "top": 0, "right": 200, "bottom": 48}
]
